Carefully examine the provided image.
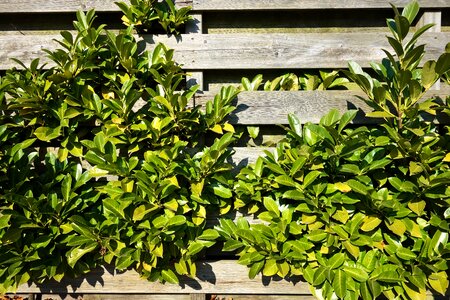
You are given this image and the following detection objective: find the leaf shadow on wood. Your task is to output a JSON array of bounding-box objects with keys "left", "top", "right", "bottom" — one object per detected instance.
[
  {"left": 29, "top": 266, "right": 106, "bottom": 294},
  {"left": 138, "top": 33, "right": 184, "bottom": 52},
  {"left": 261, "top": 274, "right": 304, "bottom": 286},
  {"left": 346, "top": 100, "right": 372, "bottom": 125},
  {"left": 178, "top": 261, "right": 216, "bottom": 290},
  {"left": 227, "top": 101, "right": 250, "bottom": 126}
]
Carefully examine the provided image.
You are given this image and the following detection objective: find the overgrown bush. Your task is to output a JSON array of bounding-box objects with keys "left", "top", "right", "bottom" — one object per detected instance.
[
  {"left": 218, "top": 1, "right": 450, "bottom": 299},
  {"left": 1, "top": 0, "right": 449, "bottom": 298},
  {"left": 0, "top": 2, "right": 238, "bottom": 293}
]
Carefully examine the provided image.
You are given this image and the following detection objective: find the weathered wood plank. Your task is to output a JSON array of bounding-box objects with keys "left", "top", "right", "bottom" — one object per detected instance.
[
  {"left": 193, "top": 0, "right": 450, "bottom": 10},
  {"left": 211, "top": 296, "right": 316, "bottom": 300},
  {"left": 0, "top": 0, "right": 447, "bottom": 13},
  {"left": 20, "top": 294, "right": 192, "bottom": 300},
  {"left": 1, "top": 32, "right": 448, "bottom": 70},
  {"left": 16, "top": 260, "right": 311, "bottom": 295},
  {"left": 0, "top": 0, "right": 191, "bottom": 13},
  {"left": 196, "top": 89, "right": 450, "bottom": 125},
  {"left": 229, "top": 147, "right": 269, "bottom": 169}
]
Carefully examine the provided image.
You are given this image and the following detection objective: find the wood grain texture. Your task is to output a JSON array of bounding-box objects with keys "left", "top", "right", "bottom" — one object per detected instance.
[
  {"left": 0, "top": 0, "right": 447, "bottom": 13},
  {"left": 1, "top": 32, "right": 448, "bottom": 70},
  {"left": 146, "top": 32, "right": 448, "bottom": 69},
  {"left": 16, "top": 260, "right": 310, "bottom": 294},
  {"left": 211, "top": 296, "right": 316, "bottom": 300},
  {"left": 196, "top": 89, "right": 450, "bottom": 125},
  {"left": 0, "top": 0, "right": 191, "bottom": 13},
  {"left": 193, "top": 0, "right": 450, "bottom": 10},
  {"left": 33, "top": 295, "right": 192, "bottom": 300},
  {"left": 229, "top": 147, "right": 270, "bottom": 169}
]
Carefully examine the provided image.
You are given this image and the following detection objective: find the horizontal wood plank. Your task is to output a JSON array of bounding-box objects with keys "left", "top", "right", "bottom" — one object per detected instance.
[
  {"left": 196, "top": 89, "right": 450, "bottom": 125},
  {"left": 193, "top": 0, "right": 449, "bottom": 10},
  {"left": 0, "top": 0, "right": 191, "bottom": 13},
  {"left": 212, "top": 296, "right": 316, "bottom": 300},
  {"left": 20, "top": 295, "right": 192, "bottom": 300},
  {"left": 1, "top": 33, "right": 448, "bottom": 70},
  {"left": 16, "top": 260, "right": 310, "bottom": 295},
  {"left": 0, "top": 0, "right": 447, "bottom": 13}
]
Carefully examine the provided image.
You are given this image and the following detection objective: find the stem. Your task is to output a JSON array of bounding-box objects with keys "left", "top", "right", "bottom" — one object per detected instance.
[{"left": 397, "top": 110, "right": 403, "bottom": 130}]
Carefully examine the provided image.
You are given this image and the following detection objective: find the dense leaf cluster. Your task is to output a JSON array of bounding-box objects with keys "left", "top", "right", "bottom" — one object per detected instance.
[
  {"left": 117, "top": 0, "right": 192, "bottom": 34},
  {"left": 0, "top": 3, "right": 238, "bottom": 292},
  {"left": 240, "top": 71, "right": 349, "bottom": 92},
  {"left": 0, "top": 0, "right": 449, "bottom": 299},
  {"left": 217, "top": 1, "right": 450, "bottom": 299}
]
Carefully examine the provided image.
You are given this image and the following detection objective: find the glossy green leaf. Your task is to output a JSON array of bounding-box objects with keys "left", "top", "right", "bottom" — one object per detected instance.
[
  {"left": 428, "top": 272, "right": 448, "bottom": 295},
  {"left": 320, "top": 109, "right": 340, "bottom": 127},
  {"left": 66, "top": 242, "right": 97, "bottom": 268},
  {"left": 262, "top": 259, "right": 278, "bottom": 277},
  {"left": 263, "top": 197, "right": 280, "bottom": 216},
  {"left": 333, "top": 270, "right": 347, "bottom": 299},
  {"left": 343, "top": 266, "right": 369, "bottom": 282},
  {"left": 198, "top": 229, "right": 219, "bottom": 241},
  {"left": 313, "top": 266, "right": 329, "bottom": 286},
  {"left": 161, "top": 269, "right": 179, "bottom": 284},
  {"left": 421, "top": 60, "right": 438, "bottom": 89}
]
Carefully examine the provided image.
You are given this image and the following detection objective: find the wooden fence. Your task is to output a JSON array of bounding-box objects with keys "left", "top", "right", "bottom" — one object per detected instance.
[{"left": 1, "top": 0, "right": 449, "bottom": 299}]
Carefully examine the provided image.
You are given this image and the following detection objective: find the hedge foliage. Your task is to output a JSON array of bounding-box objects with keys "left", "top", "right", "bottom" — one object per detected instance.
[
  {"left": 0, "top": 1, "right": 238, "bottom": 292},
  {"left": 218, "top": 2, "right": 450, "bottom": 299},
  {"left": 0, "top": 1, "right": 449, "bottom": 299}
]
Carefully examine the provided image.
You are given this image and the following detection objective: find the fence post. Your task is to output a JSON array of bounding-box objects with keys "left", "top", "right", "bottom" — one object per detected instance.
[{"left": 191, "top": 293, "right": 207, "bottom": 300}]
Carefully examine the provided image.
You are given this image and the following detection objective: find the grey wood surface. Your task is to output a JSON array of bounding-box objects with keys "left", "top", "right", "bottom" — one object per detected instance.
[
  {"left": 0, "top": 0, "right": 447, "bottom": 13},
  {"left": 26, "top": 295, "right": 192, "bottom": 300},
  {"left": 193, "top": 0, "right": 450, "bottom": 10},
  {"left": 1, "top": 32, "right": 448, "bottom": 70},
  {"left": 16, "top": 260, "right": 311, "bottom": 294},
  {"left": 196, "top": 89, "right": 450, "bottom": 125},
  {"left": 0, "top": 0, "right": 191, "bottom": 13}
]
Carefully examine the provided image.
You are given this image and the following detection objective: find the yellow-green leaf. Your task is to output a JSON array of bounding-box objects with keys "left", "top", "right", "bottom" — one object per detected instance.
[
  {"left": 89, "top": 166, "right": 109, "bottom": 177},
  {"left": 408, "top": 200, "right": 426, "bottom": 216},
  {"left": 335, "top": 182, "right": 351, "bottom": 192},
  {"left": 151, "top": 117, "right": 162, "bottom": 131},
  {"left": 210, "top": 124, "right": 223, "bottom": 134},
  {"left": 302, "top": 214, "right": 317, "bottom": 225},
  {"left": 343, "top": 266, "right": 369, "bottom": 282},
  {"left": 277, "top": 261, "right": 290, "bottom": 278},
  {"left": 409, "top": 161, "right": 423, "bottom": 175},
  {"left": 162, "top": 269, "right": 179, "bottom": 284},
  {"left": 121, "top": 179, "right": 134, "bottom": 193},
  {"left": 164, "top": 199, "right": 179, "bottom": 212},
  {"left": 443, "top": 153, "right": 450, "bottom": 162},
  {"left": 343, "top": 240, "right": 360, "bottom": 259},
  {"left": 386, "top": 219, "right": 406, "bottom": 236},
  {"left": 262, "top": 259, "right": 278, "bottom": 276},
  {"left": 428, "top": 272, "right": 449, "bottom": 295},
  {"left": 191, "top": 179, "right": 204, "bottom": 196},
  {"left": 332, "top": 209, "right": 349, "bottom": 224},
  {"left": 402, "top": 282, "right": 426, "bottom": 300},
  {"left": 333, "top": 270, "right": 348, "bottom": 299},
  {"left": 133, "top": 204, "right": 157, "bottom": 222},
  {"left": 360, "top": 215, "right": 382, "bottom": 232},
  {"left": 223, "top": 122, "right": 235, "bottom": 133},
  {"left": 57, "top": 148, "right": 69, "bottom": 162}
]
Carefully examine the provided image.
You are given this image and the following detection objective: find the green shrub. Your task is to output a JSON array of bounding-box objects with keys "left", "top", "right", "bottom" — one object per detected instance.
[
  {"left": 240, "top": 71, "right": 349, "bottom": 92},
  {"left": 217, "top": 1, "right": 450, "bottom": 299},
  {"left": 0, "top": 5, "right": 237, "bottom": 293},
  {"left": 117, "top": 0, "right": 192, "bottom": 34}
]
